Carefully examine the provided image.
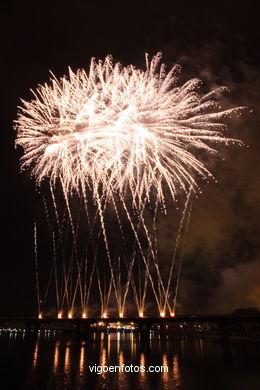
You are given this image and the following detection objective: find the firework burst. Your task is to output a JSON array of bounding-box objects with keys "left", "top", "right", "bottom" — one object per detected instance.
[
  {"left": 15, "top": 53, "right": 245, "bottom": 317},
  {"left": 15, "top": 52, "right": 243, "bottom": 207}
]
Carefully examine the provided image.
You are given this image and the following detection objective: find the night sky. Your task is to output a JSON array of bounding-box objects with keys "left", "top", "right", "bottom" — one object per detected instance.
[{"left": 1, "top": 0, "right": 260, "bottom": 316}]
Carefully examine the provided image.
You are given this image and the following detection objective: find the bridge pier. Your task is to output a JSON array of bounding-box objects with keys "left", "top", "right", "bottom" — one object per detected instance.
[
  {"left": 75, "top": 320, "right": 90, "bottom": 339},
  {"left": 218, "top": 322, "right": 230, "bottom": 343},
  {"left": 159, "top": 323, "right": 167, "bottom": 332},
  {"left": 242, "top": 322, "right": 251, "bottom": 338},
  {"left": 139, "top": 323, "right": 151, "bottom": 343},
  {"left": 25, "top": 322, "right": 39, "bottom": 338}
]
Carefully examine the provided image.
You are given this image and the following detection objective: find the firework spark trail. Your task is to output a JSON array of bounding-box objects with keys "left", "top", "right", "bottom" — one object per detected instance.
[
  {"left": 112, "top": 191, "right": 161, "bottom": 314},
  {"left": 49, "top": 184, "right": 70, "bottom": 312},
  {"left": 42, "top": 196, "right": 61, "bottom": 312},
  {"left": 51, "top": 231, "right": 60, "bottom": 313},
  {"left": 162, "top": 186, "right": 194, "bottom": 314},
  {"left": 60, "top": 178, "right": 84, "bottom": 312},
  {"left": 80, "top": 183, "right": 119, "bottom": 315},
  {"left": 119, "top": 193, "right": 162, "bottom": 309},
  {"left": 80, "top": 185, "right": 105, "bottom": 313},
  {"left": 81, "top": 187, "right": 115, "bottom": 315},
  {"left": 110, "top": 195, "right": 130, "bottom": 314},
  {"left": 34, "top": 222, "right": 41, "bottom": 316},
  {"left": 16, "top": 53, "right": 243, "bottom": 316},
  {"left": 172, "top": 190, "right": 194, "bottom": 314}
]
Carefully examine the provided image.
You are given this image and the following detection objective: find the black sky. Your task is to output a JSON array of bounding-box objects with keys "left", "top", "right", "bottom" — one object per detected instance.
[{"left": 1, "top": 0, "right": 260, "bottom": 316}]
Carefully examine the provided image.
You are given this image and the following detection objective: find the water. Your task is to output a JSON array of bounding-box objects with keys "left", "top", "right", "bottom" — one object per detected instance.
[{"left": 0, "top": 332, "right": 259, "bottom": 390}]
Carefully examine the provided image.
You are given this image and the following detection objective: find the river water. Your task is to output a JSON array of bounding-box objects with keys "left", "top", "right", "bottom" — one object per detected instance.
[{"left": 0, "top": 331, "right": 259, "bottom": 389}]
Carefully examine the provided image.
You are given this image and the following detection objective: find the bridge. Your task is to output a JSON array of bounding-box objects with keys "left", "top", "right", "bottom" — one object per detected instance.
[{"left": 0, "top": 315, "right": 259, "bottom": 342}]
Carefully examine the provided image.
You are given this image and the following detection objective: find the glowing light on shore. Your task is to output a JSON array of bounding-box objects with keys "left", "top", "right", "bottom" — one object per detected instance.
[
  {"left": 68, "top": 312, "right": 73, "bottom": 319},
  {"left": 58, "top": 312, "right": 62, "bottom": 319},
  {"left": 82, "top": 312, "right": 87, "bottom": 319},
  {"left": 119, "top": 312, "right": 124, "bottom": 318},
  {"left": 38, "top": 313, "right": 42, "bottom": 319},
  {"left": 160, "top": 312, "right": 165, "bottom": 317},
  {"left": 170, "top": 312, "right": 175, "bottom": 317},
  {"left": 102, "top": 312, "right": 107, "bottom": 319},
  {"left": 139, "top": 312, "right": 144, "bottom": 318}
]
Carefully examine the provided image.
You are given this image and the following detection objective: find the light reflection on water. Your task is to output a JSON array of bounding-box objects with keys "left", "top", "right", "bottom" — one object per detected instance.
[{"left": 0, "top": 332, "right": 260, "bottom": 390}]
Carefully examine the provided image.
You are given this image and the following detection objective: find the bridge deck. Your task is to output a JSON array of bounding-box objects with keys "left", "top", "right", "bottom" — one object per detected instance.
[{"left": 0, "top": 315, "right": 259, "bottom": 325}]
